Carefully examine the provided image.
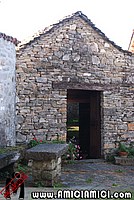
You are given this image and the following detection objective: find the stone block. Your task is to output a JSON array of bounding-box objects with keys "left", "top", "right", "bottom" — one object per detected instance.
[
  {"left": 90, "top": 42, "right": 98, "bottom": 52},
  {"left": 69, "top": 24, "right": 77, "bottom": 30},
  {"left": 26, "top": 143, "right": 68, "bottom": 160},
  {"left": 32, "top": 161, "right": 44, "bottom": 170},
  {"left": 33, "top": 158, "right": 60, "bottom": 171},
  {"left": 62, "top": 54, "right": 70, "bottom": 61},
  {"left": 41, "top": 168, "right": 59, "bottom": 181},
  {"left": 36, "top": 77, "right": 47, "bottom": 83},
  {"left": 26, "top": 143, "right": 67, "bottom": 186},
  {"left": 41, "top": 179, "right": 55, "bottom": 187},
  {"left": 32, "top": 169, "right": 42, "bottom": 180},
  {"left": 92, "top": 55, "right": 100, "bottom": 65},
  {"left": 115, "top": 157, "right": 134, "bottom": 166},
  {"left": 128, "top": 123, "right": 134, "bottom": 131}
]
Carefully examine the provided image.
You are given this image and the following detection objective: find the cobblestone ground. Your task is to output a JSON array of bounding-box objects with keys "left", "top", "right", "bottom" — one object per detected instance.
[
  {"left": 61, "top": 159, "right": 134, "bottom": 191},
  {"left": 0, "top": 159, "right": 134, "bottom": 199}
]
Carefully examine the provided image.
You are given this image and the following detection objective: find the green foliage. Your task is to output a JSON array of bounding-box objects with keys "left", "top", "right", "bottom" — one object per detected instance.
[
  {"left": 16, "top": 163, "right": 28, "bottom": 173},
  {"left": 115, "top": 169, "right": 124, "bottom": 173},
  {"left": 112, "top": 183, "right": 119, "bottom": 187},
  {"left": 53, "top": 182, "right": 64, "bottom": 188},
  {"left": 106, "top": 155, "right": 115, "bottom": 163},
  {"left": 28, "top": 137, "right": 82, "bottom": 161},
  {"left": 67, "top": 118, "right": 79, "bottom": 125},
  {"left": 128, "top": 146, "right": 134, "bottom": 157},
  {"left": 28, "top": 137, "right": 43, "bottom": 148},
  {"left": 0, "top": 145, "right": 25, "bottom": 154},
  {"left": 28, "top": 137, "right": 65, "bottom": 148},
  {"left": 62, "top": 140, "right": 82, "bottom": 161},
  {"left": 86, "top": 178, "right": 93, "bottom": 183},
  {"left": 118, "top": 142, "right": 129, "bottom": 153},
  {"left": 50, "top": 140, "right": 65, "bottom": 144},
  {"left": 117, "top": 142, "right": 134, "bottom": 157},
  {"left": 34, "top": 181, "right": 45, "bottom": 187}
]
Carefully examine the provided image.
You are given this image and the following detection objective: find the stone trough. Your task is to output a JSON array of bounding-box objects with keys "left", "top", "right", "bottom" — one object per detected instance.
[{"left": 26, "top": 143, "right": 68, "bottom": 186}]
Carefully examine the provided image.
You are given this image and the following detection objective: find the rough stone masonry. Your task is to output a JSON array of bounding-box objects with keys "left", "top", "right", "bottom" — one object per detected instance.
[
  {"left": 0, "top": 33, "right": 18, "bottom": 147},
  {"left": 16, "top": 12, "right": 134, "bottom": 157}
]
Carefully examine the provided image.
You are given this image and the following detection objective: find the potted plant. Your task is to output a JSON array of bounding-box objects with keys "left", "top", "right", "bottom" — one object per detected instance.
[{"left": 118, "top": 142, "right": 129, "bottom": 157}]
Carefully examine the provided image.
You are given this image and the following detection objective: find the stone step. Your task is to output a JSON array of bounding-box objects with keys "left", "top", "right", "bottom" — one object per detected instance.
[{"left": 115, "top": 156, "right": 134, "bottom": 166}]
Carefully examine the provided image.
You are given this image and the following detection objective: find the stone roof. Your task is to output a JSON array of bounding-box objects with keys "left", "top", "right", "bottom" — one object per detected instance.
[
  {"left": 128, "top": 30, "right": 134, "bottom": 53},
  {"left": 18, "top": 11, "right": 132, "bottom": 55},
  {"left": 0, "top": 32, "right": 19, "bottom": 46}
]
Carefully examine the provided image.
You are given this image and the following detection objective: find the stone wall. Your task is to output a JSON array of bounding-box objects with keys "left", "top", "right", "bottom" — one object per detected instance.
[
  {"left": 0, "top": 33, "right": 17, "bottom": 147},
  {"left": 16, "top": 12, "right": 134, "bottom": 156}
]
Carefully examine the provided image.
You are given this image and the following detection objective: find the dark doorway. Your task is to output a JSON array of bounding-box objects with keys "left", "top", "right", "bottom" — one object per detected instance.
[{"left": 67, "top": 89, "right": 101, "bottom": 159}]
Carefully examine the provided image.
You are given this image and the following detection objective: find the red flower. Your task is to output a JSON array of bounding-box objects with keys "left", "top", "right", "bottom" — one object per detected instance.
[
  {"left": 33, "top": 137, "right": 37, "bottom": 141},
  {"left": 40, "top": 140, "right": 43, "bottom": 143}
]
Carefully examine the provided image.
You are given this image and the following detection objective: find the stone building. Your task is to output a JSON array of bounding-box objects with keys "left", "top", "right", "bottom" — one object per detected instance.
[
  {"left": 128, "top": 30, "right": 134, "bottom": 53},
  {"left": 0, "top": 33, "right": 18, "bottom": 147},
  {"left": 16, "top": 12, "right": 134, "bottom": 158}
]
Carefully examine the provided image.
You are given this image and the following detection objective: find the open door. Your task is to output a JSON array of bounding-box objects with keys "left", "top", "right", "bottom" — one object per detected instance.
[{"left": 67, "top": 90, "right": 101, "bottom": 159}]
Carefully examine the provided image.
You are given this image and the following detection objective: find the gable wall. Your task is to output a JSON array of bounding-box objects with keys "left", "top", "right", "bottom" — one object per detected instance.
[{"left": 16, "top": 15, "right": 134, "bottom": 156}]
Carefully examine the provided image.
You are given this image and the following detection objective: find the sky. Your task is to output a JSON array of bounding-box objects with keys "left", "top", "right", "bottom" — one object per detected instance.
[{"left": 0, "top": 0, "right": 134, "bottom": 50}]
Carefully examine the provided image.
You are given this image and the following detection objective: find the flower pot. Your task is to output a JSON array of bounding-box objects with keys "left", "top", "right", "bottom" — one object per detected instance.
[{"left": 118, "top": 151, "right": 128, "bottom": 158}]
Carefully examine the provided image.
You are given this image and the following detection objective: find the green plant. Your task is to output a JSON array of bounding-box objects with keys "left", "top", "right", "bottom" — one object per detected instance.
[
  {"left": 0, "top": 145, "right": 25, "bottom": 154},
  {"left": 118, "top": 142, "right": 129, "bottom": 153},
  {"left": 115, "top": 169, "right": 124, "bottom": 173},
  {"left": 62, "top": 139, "right": 82, "bottom": 161},
  {"left": 28, "top": 137, "right": 66, "bottom": 148},
  {"left": 50, "top": 140, "right": 65, "bottom": 144},
  {"left": 86, "top": 178, "right": 93, "bottom": 183},
  {"left": 16, "top": 163, "right": 28, "bottom": 173},
  {"left": 117, "top": 142, "right": 134, "bottom": 157},
  {"left": 28, "top": 137, "right": 44, "bottom": 148},
  {"left": 64, "top": 160, "right": 75, "bottom": 164},
  {"left": 127, "top": 146, "right": 134, "bottom": 157},
  {"left": 34, "top": 181, "right": 45, "bottom": 187},
  {"left": 28, "top": 137, "right": 82, "bottom": 161},
  {"left": 53, "top": 182, "right": 64, "bottom": 188},
  {"left": 112, "top": 183, "right": 119, "bottom": 187},
  {"left": 67, "top": 119, "right": 79, "bottom": 125},
  {"left": 106, "top": 155, "right": 115, "bottom": 163}
]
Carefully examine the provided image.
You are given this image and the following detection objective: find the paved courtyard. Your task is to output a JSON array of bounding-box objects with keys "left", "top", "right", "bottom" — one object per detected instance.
[
  {"left": 61, "top": 159, "right": 134, "bottom": 190},
  {"left": 0, "top": 159, "right": 134, "bottom": 199}
]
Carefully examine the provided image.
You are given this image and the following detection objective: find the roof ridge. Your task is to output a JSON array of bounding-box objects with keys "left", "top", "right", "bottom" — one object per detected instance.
[
  {"left": 17, "top": 11, "right": 132, "bottom": 55},
  {"left": 18, "top": 12, "right": 77, "bottom": 48},
  {"left": 76, "top": 12, "right": 131, "bottom": 54}
]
